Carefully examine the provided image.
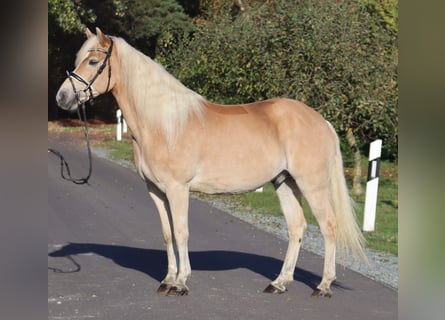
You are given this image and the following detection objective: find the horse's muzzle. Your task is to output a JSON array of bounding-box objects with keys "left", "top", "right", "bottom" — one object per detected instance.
[{"left": 56, "top": 87, "right": 81, "bottom": 111}]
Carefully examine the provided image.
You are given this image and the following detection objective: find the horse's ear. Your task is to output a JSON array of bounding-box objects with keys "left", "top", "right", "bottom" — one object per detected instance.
[
  {"left": 85, "top": 28, "right": 95, "bottom": 39},
  {"left": 96, "top": 27, "right": 110, "bottom": 46}
]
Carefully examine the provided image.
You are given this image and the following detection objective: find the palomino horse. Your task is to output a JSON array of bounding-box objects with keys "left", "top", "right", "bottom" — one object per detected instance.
[{"left": 56, "top": 28, "right": 367, "bottom": 297}]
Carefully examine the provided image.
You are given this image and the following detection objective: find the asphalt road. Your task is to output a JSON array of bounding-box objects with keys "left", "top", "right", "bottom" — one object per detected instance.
[{"left": 48, "top": 133, "right": 397, "bottom": 320}]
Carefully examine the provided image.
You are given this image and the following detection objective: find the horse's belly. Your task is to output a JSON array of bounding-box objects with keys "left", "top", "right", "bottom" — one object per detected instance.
[
  {"left": 190, "top": 178, "right": 265, "bottom": 194},
  {"left": 190, "top": 136, "right": 285, "bottom": 194},
  {"left": 190, "top": 163, "right": 282, "bottom": 194}
]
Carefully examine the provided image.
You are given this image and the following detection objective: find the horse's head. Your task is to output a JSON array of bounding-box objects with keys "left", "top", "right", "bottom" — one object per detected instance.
[{"left": 56, "top": 27, "right": 117, "bottom": 111}]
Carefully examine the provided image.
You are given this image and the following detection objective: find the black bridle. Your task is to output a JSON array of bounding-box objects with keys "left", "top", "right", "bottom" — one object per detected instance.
[
  {"left": 67, "top": 37, "right": 114, "bottom": 105},
  {"left": 48, "top": 37, "right": 114, "bottom": 185}
]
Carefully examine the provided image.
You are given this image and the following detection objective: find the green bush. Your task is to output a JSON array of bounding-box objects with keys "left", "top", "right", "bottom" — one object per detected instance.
[{"left": 158, "top": 0, "right": 398, "bottom": 160}]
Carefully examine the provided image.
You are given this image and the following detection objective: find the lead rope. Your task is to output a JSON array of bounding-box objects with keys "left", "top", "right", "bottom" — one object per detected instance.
[{"left": 48, "top": 102, "right": 93, "bottom": 185}]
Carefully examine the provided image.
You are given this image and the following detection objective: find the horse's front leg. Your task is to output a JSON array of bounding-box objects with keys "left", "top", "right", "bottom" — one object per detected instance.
[
  {"left": 165, "top": 184, "right": 191, "bottom": 296},
  {"left": 147, "top": 189, "right": 177, "bottom": 294}
]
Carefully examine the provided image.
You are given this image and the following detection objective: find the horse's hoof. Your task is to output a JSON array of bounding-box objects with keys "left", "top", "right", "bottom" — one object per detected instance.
[
  {"left": 166, "top": 286, "right": 189, "bottom": 296},
  {"left": 263, "top": 284, "right": 286, "bottom": 294},
  {"left": 311, "top": 288, "right": 332, "bottom": 298},
  {"left": 156, "top": 283, "right": 171, "bottom": 294}
]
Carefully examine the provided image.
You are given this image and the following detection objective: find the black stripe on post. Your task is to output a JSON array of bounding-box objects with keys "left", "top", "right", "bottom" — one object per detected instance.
[{"left": 367, "top": 158, "right": 381, "bottom": 182}]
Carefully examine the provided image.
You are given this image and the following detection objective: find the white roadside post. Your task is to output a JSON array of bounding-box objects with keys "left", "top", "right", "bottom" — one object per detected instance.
[
  {"left": 363, "top": 139, "right": 382, "bottom": 232},
  {"left": 116, "top": 109, "right": 122, "bottom": 141},
  {"left": 123, "top": 118, "right": 128, "bottom": 133}
]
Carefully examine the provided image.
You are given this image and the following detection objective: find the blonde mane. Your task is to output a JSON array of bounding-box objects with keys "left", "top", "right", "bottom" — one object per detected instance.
[
  {"left": 75, "top": 35, "right": 205, "bottom": 145},
  {"left": 113, "top": 37, "right": 205, "bottom": 145}
]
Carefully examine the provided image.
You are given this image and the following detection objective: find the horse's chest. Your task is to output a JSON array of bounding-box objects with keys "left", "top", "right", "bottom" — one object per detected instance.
[
  {"left": 133, "top": 140, "right": 178, "bottom": 192},
  {"left": 133, "top": 140, "right": 158, "bottom": 181}
]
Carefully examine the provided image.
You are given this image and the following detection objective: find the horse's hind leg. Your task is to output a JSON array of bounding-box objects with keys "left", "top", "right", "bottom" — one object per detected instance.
[
  {"left": 302, "top": 186, "right": 337, "bottom": 298},
  {"left": 264, "top": 176, "right": 307, "bottom": 294}
]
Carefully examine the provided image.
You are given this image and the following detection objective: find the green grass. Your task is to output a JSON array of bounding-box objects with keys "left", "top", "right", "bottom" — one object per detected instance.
[
  {"left": 196, "top": 169, "right": 398, "bottom": 256},
  {"left": 99, "top": 138, "right": 134, "bottom": 162},
  {"left": 49, "top": 123, "right": 398, "bottom": 256}
]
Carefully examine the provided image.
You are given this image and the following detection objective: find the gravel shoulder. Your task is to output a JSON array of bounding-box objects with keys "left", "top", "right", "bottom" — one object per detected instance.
[{"left": 200, "top": 197, "right": 398, "bottom": 290}]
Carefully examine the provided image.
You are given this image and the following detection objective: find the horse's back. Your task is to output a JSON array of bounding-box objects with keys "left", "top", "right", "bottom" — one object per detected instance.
[
  {"left": 263, "top": 98, "right": 338, "bottom": 179},
  {"left": 207, "top": 98, "right": 328, "bottom": 126},
  {"left": 243, "top": 98, "right": 338, "bottom": 173},
  {"left": 201, "top": 98, "right": 335, "bottom": 156},
  {"left": 214, "top": 98, "right": 334, "bottom": 144},
  {"left": 187, "top": 98, "right": 336, "bottom": 193}
]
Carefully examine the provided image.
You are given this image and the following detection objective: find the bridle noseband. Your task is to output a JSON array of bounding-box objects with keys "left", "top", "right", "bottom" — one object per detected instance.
[{"left": 67, "top": 37, "right": 114, "bottom": 105}]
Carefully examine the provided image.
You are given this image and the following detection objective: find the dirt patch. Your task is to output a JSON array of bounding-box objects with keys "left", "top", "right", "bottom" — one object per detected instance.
[
  {"left": 49, "top": 118, "right": 110, "bottom": 128},
  {"left": 48, "top": 120, "right": 131, "bottom": 146}
]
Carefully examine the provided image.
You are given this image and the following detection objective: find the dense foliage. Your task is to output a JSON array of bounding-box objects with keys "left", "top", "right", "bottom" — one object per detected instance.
[
  {"left": 48, "top": 0, "right": 398, "bottom": 159},
  {"left": 48, "top": 0, "right": 194, "bottom": 119},
  {"left": 159, "top": 0, "right": 398, "bottom": 159}
]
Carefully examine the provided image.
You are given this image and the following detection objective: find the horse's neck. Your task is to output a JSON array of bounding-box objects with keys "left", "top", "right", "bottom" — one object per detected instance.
[
  {"left": 111, "top": 86, "right": 144, "bottom": 142},
  {"left": 110, "top": 47, "right": 204, "bottom": 146}
]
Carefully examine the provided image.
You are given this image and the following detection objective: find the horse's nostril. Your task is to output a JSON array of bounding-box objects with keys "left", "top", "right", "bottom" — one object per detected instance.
[{"left": 57, "top": 91, "right": 66, "bottom": 105}]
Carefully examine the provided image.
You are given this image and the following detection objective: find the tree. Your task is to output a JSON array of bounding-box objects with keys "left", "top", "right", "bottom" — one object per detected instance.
[
  {"left": 48, "top": 0, "right": 96, "bottom": 36},
  {"left": 359, "top": 0, "right": 398, "bottom": 32},
  {"left": 48, "top": 0, "right": 195, "bottom": 120},
  {"left": 49, "top": 0, "right": 95, "bottom": 119},
  {"left": 159, "top": 0, "right": 398, "bottom": 160},
  {"left": 91, "top": 0, "right": 194, "bottom": 56}
]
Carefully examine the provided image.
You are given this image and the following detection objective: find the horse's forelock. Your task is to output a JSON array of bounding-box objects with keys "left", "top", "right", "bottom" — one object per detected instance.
[{"left": 75, "top": 37, "right": 99, "bottom": 67}]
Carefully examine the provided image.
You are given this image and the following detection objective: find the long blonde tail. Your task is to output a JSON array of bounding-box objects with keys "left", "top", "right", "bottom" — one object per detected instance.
[{"left": 328, "top": 125, "right": 368, "bottom": 263}]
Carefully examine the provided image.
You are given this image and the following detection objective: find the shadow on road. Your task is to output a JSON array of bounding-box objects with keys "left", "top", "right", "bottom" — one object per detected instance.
[{"left": 48, "top": 242, "right": 327, "bottom": 291}]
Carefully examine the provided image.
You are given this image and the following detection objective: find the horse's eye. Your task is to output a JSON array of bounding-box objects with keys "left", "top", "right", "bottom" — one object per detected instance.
[{"left": 88, "top": 59, "right": 99, "bottom": 66}]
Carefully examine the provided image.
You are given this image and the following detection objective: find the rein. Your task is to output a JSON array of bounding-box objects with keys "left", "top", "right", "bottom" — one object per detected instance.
[
  {"left": 49, "top": 37, "right": 114, "bottom": 185},
  {"left": 48, "top": 102, "right": 93, "bottom": 185}
]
